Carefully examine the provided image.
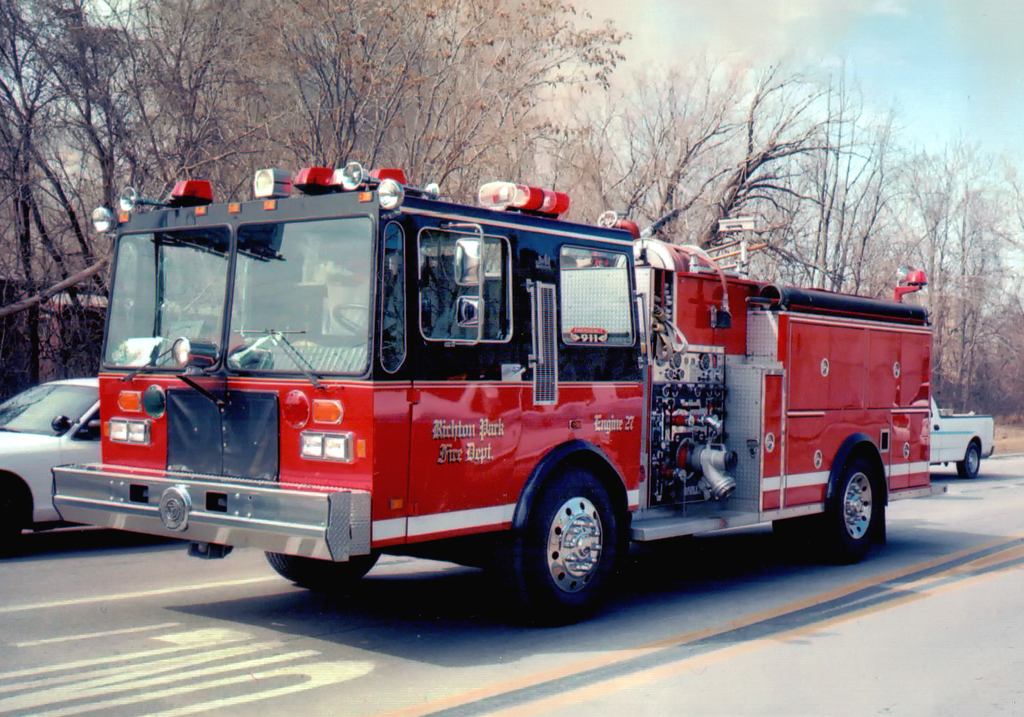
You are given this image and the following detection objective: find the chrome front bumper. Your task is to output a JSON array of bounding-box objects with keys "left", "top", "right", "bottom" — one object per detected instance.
[{"left": 53, "top": 464, "right": 370, "bottom": 561}]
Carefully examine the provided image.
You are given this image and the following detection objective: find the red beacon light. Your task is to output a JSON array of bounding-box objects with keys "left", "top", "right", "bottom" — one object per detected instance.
[
  {"left": 294, "top": 166, "right": 336, "bottom": 195},
  {"left": 894, "top": 267, "right": 928, "bottom": 303},
  {"left": 167, "top": 180, "right": 213, "bottom": 207},
  {"left": 370, "top": 168, "right": 408, "bottom": 185},
  {"left": 478, "top": 181, "right": 570, "bottom": 218}
]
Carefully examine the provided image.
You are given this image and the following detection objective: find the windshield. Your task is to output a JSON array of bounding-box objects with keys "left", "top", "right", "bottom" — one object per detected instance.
[
  {"left": 105, "top": 229, "right": 230, "bottom": 368},
  {"left": 226, "top": 217, "right": 374, "bottom": 375},
  {"left": 0, "top": 384, "right": 97, "bottom": 436}
]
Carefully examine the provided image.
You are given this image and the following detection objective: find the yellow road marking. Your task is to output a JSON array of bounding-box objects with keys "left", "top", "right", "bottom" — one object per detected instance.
[
  {"left": 373, "top": 533, "right": 1024, "bottom": 717},
  {"left": 480, "top": 540, "right": 1024, "bottom": 717}
]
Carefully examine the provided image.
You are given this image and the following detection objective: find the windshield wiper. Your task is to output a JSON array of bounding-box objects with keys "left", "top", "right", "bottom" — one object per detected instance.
[
  {"left": 0, "top": 426, "right": 20, "bottom": 433},
  {"left": 122, "top": 344, "right": 174, "bottom": 382},
  {"left": 240, "top": 329, "right": 323, "bottom": 389}
]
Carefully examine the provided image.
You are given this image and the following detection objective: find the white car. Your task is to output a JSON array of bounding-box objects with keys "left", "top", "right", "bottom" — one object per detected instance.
[{"left": 0, "top": 378, "right": 100, "bottom": 549}]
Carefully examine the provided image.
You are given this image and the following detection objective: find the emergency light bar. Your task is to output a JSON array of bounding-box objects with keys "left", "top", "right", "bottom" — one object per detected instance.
[
  {"left": 370, "top": 168, "right": 408, "bottom": 185},
  {"left": 254, "top": 169, "right": 292, "bottom": 199},
  {"left": 294, "top": 167, "right": 335, "bottom": 195},
  {"left": 167, "top": 180, "right": 214, "bottom": 208},
  {"left": 478, "top": 181, "right": 570, "bottom": 218}
]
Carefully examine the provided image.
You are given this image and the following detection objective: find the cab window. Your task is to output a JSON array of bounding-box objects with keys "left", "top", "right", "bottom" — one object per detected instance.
[
  {"left": 418, "top": 228, "right": 511, "bottom": 342},
  {"left": 559, "top": 246, "right": 633, "bottom": 346}
]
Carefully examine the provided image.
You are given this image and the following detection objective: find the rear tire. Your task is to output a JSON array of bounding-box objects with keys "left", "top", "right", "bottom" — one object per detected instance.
[
  {"left": 956, "top": 442, "right": 981, "bottom": 479},
  {"left": 821, "top": 457, "right": 880, "bottom": 564},
  {"left": 265, "top": 551, "right": 379, "bottom": 592},
  {"left": 505, "top": 467, "right": 622, "bottom": 625}
]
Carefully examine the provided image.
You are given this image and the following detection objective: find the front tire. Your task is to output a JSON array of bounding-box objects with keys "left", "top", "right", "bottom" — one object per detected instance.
[
  {"left": 821, "top": 457, "right": 880, "bottom": 564},
  {"left": 265, "top": 551, "right": 379, "bottom": 592},
  {"left": 956, "top": 442, "right": 981, "bottom": 479},
  {"left": 0, "top": 480, "right": 29, "bottom": 557},
  {"left": 506, "top": 467, "right": 622, "bottom": 625}
]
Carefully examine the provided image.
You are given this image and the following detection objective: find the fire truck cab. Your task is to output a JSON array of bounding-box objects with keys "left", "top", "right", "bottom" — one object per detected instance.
[{"left": 54, "top": 166, "right": 932, "bottom": 623}]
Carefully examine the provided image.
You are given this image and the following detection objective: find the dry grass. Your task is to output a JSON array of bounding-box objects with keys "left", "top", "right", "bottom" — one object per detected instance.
[{"left": 995, "top": 423, "right": 1024, "bottom": 455}]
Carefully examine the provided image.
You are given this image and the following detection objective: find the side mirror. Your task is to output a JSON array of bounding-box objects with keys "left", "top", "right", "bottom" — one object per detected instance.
[
  {"left": 456, "top": 296, "right": 480, "bottom": 328},
  {"left": 172, "top": 337, "right": 220, "bottom": 370},
  {"left": 454, "top": 238, "right": 482, "bottom": 286},
  {"left": 51, "top": 415, "right": 72, "bottom": 434}
]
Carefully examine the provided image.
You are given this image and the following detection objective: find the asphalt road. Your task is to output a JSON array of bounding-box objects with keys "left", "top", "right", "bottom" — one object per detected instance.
[{"left": 2, "top": 458, "right": 1023, "bottom": 717}]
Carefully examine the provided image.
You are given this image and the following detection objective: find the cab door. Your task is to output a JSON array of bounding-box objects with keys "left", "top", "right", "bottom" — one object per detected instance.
[
  {"left": 370, "top": 221, "right": 415, "bottom": 547},
  {"left": 406, "top": 224, "right": 524, "bottom": 541}
]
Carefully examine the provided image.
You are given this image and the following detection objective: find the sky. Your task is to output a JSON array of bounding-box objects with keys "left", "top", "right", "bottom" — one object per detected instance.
[{"left": 584, "top": 0, "right": 1024, "bottom": 160}]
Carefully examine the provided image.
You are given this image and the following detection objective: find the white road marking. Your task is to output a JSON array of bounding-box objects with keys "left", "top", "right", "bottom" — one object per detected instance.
[
  {"left": 145, "top": 661, "right": 376, "bottom": 717},
  {"left": 0, "top": 641, "right": 279, "bottom": 697},
  {"left": 153, "top": 627, "right": 252, "bottom": 647},
  {"left": 1, "top": 623, "right": 376, "bottom": 716},
  {"left": 0, "top": 576, "right": 283, "bottom": 614},
  {"left": 0, "top": 628, "right": 252, "bottom": 681},
  {"left": 0, "top": 649, "right": 333, "bottom": 716},
  {"left": 14, "top": 622, "right": 182, "bottom": 648}
]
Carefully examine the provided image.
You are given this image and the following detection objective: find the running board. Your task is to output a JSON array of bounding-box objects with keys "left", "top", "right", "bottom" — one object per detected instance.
[{"left": 630, "top": 510, "right": 760, "bottom": 541}]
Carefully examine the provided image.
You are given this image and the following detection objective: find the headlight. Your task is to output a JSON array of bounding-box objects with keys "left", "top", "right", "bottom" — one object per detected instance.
[
  {"left": 336, "top": 161, "right": 366, "bottom": 190},
  {"left": 254, "top": 168, "right": 292, "bottom": 199},
  {"left": 300, "top": 432, "right": 354, "bottom": 462},
  {"left": 301, "top": 433, "right": 324, "bottom": 458},
  {"left": 378, "top": 178, "right": 405, "bottom": 210},
  {"left": 119, "top": 187, "right": 139, "bottom": 212},
  {"left": 323, "top": 435, "right": 352, "bottom": 461},
  {"left": 91, "top": 207, "right": 115, "bottom": 233},
  {"left": 127, "top": 421, "right": 149, "bottom": 444},
  {"left": 108, "top": 418, "right": 150, "bottom": 444},
  {"left": 109, "top": 419, "right": 129, "bottom": 442}
]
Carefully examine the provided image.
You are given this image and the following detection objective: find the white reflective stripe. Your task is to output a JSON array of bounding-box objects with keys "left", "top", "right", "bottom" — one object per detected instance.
[
  {"left": 762, "top": 477, "right": 781, "bottom": 491},
  {"left": 887, "top": 461, "right": 930, "bottom": 477},
  {"left": 407, "top": 504, "right": 516, "bottom": 537},
  {"left": 372, "top": 517, "right": 407, "bottom": 541},
  {"left": 388, "top": 491, "right": 642, "bottom": 539},
  {"left": 785, "top": 471, "right": 829, "bottom": 488}
]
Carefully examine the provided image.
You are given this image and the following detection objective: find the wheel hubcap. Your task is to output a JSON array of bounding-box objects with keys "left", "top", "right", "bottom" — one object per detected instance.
[
  {"left": 967, "top": 448, "right": 979, "bottom": 474},
  {"left": 843, "top": 472, "right": 872, "bottom": 540},
  {"left": 547, "top": 496, "right": 603, "bottom": 593}
]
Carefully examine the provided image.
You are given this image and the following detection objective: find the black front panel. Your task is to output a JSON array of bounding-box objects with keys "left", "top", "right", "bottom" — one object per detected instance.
[
  {"left": 221, "top": 392, "right": 278, "bottom": 480},
  {"left": 167, "top": 389, "right": 279, "bottom": 480}
]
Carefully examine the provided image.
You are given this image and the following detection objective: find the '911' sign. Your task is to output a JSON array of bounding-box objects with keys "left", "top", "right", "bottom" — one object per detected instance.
[{"left": 568, "top": 327, "right": 608, "bottom": 344}]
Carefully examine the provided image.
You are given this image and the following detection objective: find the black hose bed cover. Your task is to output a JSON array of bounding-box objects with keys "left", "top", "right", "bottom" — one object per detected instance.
[{"left": 755, "top": 284, "right": 929, "bottom": 325}]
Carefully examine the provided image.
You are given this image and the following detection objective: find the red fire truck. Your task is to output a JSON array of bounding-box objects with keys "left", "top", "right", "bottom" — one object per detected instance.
[{"left": 54, "top": 165, "right": 932, "bottom": 623}]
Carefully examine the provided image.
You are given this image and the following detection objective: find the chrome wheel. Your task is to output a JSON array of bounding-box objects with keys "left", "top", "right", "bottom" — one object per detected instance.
[
  {"left": 546, "top": 496, "right": 603, "bottom": 593},
  {"left": 842, "top": 471, "right": 873, "bottom": 540}
]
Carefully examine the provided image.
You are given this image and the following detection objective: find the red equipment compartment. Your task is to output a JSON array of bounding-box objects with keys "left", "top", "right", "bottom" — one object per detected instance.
[
  {"left": 673, "top": 274, "right": 759, "bottom": 355},
  {"left": 761, "top": 374, "right": 784, "bottom": 511},
  {"left": 788, "top": 320, "right": 869, "bottom": 411},
  {"left": 890, "top": 409, "right": 930, "bottom": 490},
  {"left": 868, "top": 329, "right": 902, "bottom": 408},
  {"left": 900, "top": 331, "right": 931, "bottom": 407}
]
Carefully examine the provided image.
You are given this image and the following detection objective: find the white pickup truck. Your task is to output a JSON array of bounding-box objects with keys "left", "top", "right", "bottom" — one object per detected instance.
[{"left": 929, "top": 399, "right": 995, "bottom": 479}]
